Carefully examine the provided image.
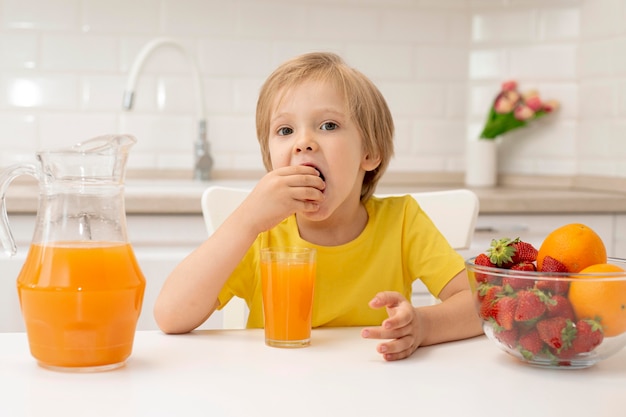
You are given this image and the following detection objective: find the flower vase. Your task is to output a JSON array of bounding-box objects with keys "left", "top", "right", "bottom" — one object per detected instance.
[{"left": 465, "top": 139, "right": 498, "bottom": 187}]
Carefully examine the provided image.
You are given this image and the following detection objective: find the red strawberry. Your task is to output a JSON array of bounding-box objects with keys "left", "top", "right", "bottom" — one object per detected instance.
[
  {"left": 518, "top": 329, "right": 543, "bottom": 357},
  {"left": 494, "top": 327, "right": 519, "bottom": 349},
  {"left": 474, "top": 253, "right": 499, "bottom": 284},
  {"left": 487, "top": 237, "right": 537, "bottom": 268},
  {"left": 503, "top": 262, "right": 537, "bottom": 290},
  {"left": 571, "top": 319, "right": 604, "bottom": 354},
  {"left": 514, "top": 289, "right": 547, "bottom": 322},
  {"left": 491, "top": 296, "right": 517, "bottom": 331},
  {"left": 536, "top": 256, "right": 570, "bottom": 294},
  {"left": 478, "top": 285, "right": 501, "bottom": 319},
  {"left": 510, "top": 240, "right": 538, "bottom": 264},
  {"left": 536, "top": 317, "right": 576, "bottom": 352},
  {"left": 545, "top": 294, "right": 575, "bottom": 321}
]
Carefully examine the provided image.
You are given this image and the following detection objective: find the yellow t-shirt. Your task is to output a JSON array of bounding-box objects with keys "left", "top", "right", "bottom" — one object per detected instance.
[{"left": 217, "top": 195, "right": 464, "bottom": 328}]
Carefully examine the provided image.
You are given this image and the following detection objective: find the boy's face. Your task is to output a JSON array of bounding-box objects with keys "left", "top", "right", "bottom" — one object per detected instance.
[{"left": 267, "top": 80, "right": 379, "bottom": 217}]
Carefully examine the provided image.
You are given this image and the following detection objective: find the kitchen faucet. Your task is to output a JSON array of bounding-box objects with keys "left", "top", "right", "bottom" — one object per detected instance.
[{"left": 122, "top": 37, "right": 213, "bottom": 181}]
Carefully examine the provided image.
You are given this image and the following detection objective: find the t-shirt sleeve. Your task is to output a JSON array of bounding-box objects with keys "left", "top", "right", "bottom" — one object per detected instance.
[{"left": 403, "top": 197, "right": 465, "bottom": 298}]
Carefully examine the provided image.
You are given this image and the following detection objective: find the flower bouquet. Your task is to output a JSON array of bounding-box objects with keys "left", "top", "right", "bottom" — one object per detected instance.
[{"left": 479, "top": 80, "right": 559, "bottom": 140}]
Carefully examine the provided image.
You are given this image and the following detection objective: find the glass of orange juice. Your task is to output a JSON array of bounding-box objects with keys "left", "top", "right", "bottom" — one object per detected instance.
[{"left": 260, "top": 247, "right": 316, "bottom": 348}]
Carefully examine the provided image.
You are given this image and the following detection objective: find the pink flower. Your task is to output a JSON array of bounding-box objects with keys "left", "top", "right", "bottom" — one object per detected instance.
[
  {"left": 479, "top": 80, "right": 560, "bottom": 139},
  {"left": 514, "top": 104, "right": 535, "bottom": 121},
  {"left": 501, "top": 80, "right": 517, "bottom": 92},
  {"left": 525, "top": 96, "right": 543, "bottom": 112}
]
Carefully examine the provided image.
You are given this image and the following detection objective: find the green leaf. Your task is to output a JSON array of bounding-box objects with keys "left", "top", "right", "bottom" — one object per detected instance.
[{"left": 479, "top": 107, "right": 528, "bottom": 139}]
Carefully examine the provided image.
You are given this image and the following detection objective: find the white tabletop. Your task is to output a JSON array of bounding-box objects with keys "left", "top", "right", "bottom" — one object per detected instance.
[{"left": 2, "top": 328, "right": 625, "bottom": 417}]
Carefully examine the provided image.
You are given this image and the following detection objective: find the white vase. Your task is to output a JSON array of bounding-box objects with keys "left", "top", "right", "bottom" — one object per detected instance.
[{"left": 465, "top": 139, "right": 498, "bottom": 187}]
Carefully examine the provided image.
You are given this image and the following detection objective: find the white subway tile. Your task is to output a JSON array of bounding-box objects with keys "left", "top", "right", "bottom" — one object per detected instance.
[
  {"left": 414, "top": 46, "right": 468, "bottom": 80},
  {"left": 155, "top": 76, "right": 196, "bottom": 115},
  {"left": 41, "top": 35, "right": 118, "bottom": 71},
  {"left": 0, "top": 34, "right": 38, "bottom": 69},
  {"left": 2, "top": 0, "right": 79, "bottom": 30},
  {"left": 445, "top": 83, "right": 469, "bottom": 118},
  {"left": 611, "top": 37, "right": 626, "bottom": 75},
  {"left": 345, "top": 44, "right": 413, "bottom": 80},
  {"left": 307, "top": 6, "right": 379, "bottom": 41},
  {"left": 508, "top": 45, "right": 578, "bottom": 79},
  {"left": 39, "top": 113, "right": 118, "bottom": 149},
  {"left": 469, "top": 49, "right": 507, "bottom": 80},
  {"left": 378, "top": 82, "right": 446, "bottom": 117},
  {"left": 392, "top": 119, "right": 412, "bottom": 154},
  {"left": 231, "top": 152, "right": 265, "bottom": 171},
  {"left": 380, "top": 10, "right": 448, "bottom": 43},
  {"left": 119, "top": 113, "right": 195, "bottom": 153},
  {"left": 238, "top": 2, "right": 308, "bottom": 39},
  {"left": 232, "top": 78, "right": 261, "bottom": 114},
  {"left": 81, "top": 0, "right": 159, "bottom": 33},
  {"left": 412, "top": 121, "right": 466, "bottom": 154},
  {"left": 1, "top": 74, "right": 78, "bottom": 109},
  {"left": 81, "top": 75, "right": 127, "bottom": 111},
  {"left": 579, "top": 40, "right": 614, "bottom": 77},
  {"left": 0, "top": 114, "right": 37, "bottom": 150},
  {"left": 538, "top": 7, "right": 580, "bottom": 40},
  {"left": 579, "top": 81, "right": 616, "bottom": 118},
  {"left": 581, "top": 0, "right": 622, "bottom": 39},
  {"left": 208, "top": 115, "right": 257, "bottom": 153},
  {"left": 198, "top": 40, "right": 273, "bottom": 77},
  {"left": 161, "top": 0, "right": 237, "bottom": 35},
  {"left": 472, "top": 10, "right": 535, "bottom": 43}
]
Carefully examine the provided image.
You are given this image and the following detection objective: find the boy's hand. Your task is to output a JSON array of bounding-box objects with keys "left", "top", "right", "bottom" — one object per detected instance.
[
  {"left": 361, "top": 291, "right": 423, "bottom": 361},
  {"left": 239, "top": 165, "right": 325, "bottom": 234}
]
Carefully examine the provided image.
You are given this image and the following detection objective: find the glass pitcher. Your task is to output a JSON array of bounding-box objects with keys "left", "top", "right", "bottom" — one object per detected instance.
[{"left": 0, "top": 135, "right": 146, "bottom": 372}]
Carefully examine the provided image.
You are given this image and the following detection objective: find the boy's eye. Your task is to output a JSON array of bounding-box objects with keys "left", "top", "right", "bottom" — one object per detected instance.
[
  {"left": 320, "top": 122, "right": 338, "bottom": 131},
  {"left": 277, "top": 127, "right": 293, "bottom": 136}
]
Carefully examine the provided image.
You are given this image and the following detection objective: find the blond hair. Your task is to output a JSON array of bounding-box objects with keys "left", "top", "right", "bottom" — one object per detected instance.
[{"left": 255, "top": 52, "right": 394, "bottom": 201}]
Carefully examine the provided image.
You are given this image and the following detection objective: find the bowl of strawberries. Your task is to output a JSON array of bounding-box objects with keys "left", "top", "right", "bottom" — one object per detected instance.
[{"left": 466, "top": 223, "right": 626, "bottom": 369}]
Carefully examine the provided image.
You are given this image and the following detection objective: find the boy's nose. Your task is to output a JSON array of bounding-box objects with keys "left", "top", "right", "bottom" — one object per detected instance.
[{"left": 294, "top": 131, "right": 317, "bottom": 153}]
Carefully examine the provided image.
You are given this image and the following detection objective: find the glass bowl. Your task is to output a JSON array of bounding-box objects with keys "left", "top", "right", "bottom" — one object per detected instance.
[{"left": 466, "top": 257, "right": 626, "bottom": 369}]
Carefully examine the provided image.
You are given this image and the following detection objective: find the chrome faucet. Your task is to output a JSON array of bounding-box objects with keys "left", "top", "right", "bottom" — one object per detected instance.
[{"left": 122, "top": 37, "right": 213, "bottom": 181}]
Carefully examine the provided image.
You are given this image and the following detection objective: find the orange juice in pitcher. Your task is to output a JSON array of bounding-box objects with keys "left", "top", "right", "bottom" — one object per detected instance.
[
  {"left": 18, "top": 242, "right": 145, "bottom": 370},
  {"left": 0, "top": 135, "right": 146, "bottom": 371}
]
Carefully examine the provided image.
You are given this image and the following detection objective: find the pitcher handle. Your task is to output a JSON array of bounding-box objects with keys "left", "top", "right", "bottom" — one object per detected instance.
[{"left": 0, "top": 164, "right": 38, "bottom": 257}]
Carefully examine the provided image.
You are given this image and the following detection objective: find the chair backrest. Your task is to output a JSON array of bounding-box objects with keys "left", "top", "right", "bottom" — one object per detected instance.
[{"left": 200, "top": 186, "right": 480, "bottom": 328}]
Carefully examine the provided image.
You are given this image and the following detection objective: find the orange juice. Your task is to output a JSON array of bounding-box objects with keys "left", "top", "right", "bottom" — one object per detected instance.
[
  {"left": 261, "top": 248, "right": 316, "bottom": 348},
  {"left": 17, "top": 242, "right": 145, "bottom": 370}
]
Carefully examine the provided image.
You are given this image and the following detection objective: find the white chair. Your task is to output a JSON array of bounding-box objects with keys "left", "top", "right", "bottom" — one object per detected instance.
[{"left": 201, "top": 186, "right": 480, "bottom": 328}]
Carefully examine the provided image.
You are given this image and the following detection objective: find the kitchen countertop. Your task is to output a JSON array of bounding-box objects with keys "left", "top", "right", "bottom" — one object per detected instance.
[
  {"left": 3, "top": 173, "right": 626, "bottom": 215},
  {"left": 2, "top": 328, "right": 625, "bottom": 417}
]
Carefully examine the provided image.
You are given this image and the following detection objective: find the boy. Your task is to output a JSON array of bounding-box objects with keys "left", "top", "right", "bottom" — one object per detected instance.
[{"left": 154, "top": 52, "right": 482, "bottom": 361}]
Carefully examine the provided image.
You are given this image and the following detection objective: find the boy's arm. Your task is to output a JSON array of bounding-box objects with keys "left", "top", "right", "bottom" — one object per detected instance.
[{"left": 153, "top": 166, "right": 325, "bottom": 334}]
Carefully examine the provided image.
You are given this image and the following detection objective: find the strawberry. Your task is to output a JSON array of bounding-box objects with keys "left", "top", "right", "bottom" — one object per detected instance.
[
  {"left": 536, "top": 256, "right": 570, "bottom": 294},
  {"left": 494, "top": 327, "right": 519, "bottom": 349},
  {"left": 491, "top": 296, "right": 517, "bottom": 331},
  {"left": 518, "top": 329, "right": 543, "bottom": 358},
  {"left": 510, "top": 240, "right": 538, "bottom": 264},
  {"left": 487, "top": 237, "right": 537, "bottom": 268},
  {"left": 474, "top": 253, "right": 499, "bottom": 284},
  {"left": 478, "top": 285, "right": 501, "bottom": 319},
  {"left": 503, "top": 262, "right": 537, "bottom": 290},
  {"left": 539, "top": 255, "right": 569, "bottom": 273},
  {"left": 514, "top": 289, "right": 547, "bottom": 322},
  {"left": 536, "top": 317, "right": 576, "bottom": 352},
  {"left": 571, "top": 319, "right": 604, "bottom": 354},
  {"left": 545, "top": 294, "right": 575, "bottom": 321}
]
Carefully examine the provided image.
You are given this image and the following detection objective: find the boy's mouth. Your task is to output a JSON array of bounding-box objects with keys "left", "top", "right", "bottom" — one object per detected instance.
[{"left": 315, "top": 168, "right": 326, "bottom": 182}]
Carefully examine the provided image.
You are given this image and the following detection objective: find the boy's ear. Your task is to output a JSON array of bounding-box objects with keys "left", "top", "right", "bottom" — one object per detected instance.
[{"left": 361, "top": 152, "right": 381, "bottom": 172}]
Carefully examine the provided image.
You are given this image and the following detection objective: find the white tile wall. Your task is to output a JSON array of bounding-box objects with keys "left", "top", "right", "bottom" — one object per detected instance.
[{"left": 0, "top": 0, "right": 624, "bottom": 181}]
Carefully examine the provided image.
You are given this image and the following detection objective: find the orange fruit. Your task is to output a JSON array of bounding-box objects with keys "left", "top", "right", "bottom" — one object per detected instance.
[
  {"left": 537, "top": 223, "right": 607, "bottom": 273},
  {"left": 569, "top": 263, "right": 626, "bottom": 337}
]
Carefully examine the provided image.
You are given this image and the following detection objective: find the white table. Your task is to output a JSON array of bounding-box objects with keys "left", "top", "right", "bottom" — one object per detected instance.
[{"left": 2, "top": 328, "right": 625, "bottom": 417}]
